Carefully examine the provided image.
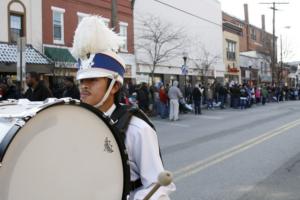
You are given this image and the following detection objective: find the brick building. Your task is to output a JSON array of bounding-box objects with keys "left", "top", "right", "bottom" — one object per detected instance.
[
  {"left": 42, "top": 0, "right": 135, "bottom": 85},
  {"left": 223, "top": 4, "right": 276, "bottom": 85},
  {"left": 222, "top": 5, "right": 274, "bottom": 55}
]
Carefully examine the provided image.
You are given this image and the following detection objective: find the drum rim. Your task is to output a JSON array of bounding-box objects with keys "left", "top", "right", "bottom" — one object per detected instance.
[
  {"left": 0, "top": 125, "right": 19, "bottom": 163},
  {"left": 0, "top": 101, "right": 131, "bottom": 200},
  {"left": 79, "top": 102, "right": 131, "bottom": 200}
]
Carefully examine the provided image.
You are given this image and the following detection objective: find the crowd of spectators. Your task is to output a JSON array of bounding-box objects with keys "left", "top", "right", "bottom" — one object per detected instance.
[
  {"left": 1, "top": 74, "right": 300, "bottom": 119},
  {"left": 0, "top": 72, "right": 79, "bottom": 101}
]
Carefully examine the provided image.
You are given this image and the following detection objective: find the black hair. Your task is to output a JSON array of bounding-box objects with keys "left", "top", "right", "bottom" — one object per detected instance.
[
  {"left": 28, "top": 72, "right": 40, "bottom": 81},
  {"left": 64, "top": 76, "right": 74, "bottom": 83}
]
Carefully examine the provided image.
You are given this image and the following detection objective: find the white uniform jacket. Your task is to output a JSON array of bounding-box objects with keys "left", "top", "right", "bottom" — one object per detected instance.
[{"left": 105, "top": 105, "right": 176, "bottom": 200}]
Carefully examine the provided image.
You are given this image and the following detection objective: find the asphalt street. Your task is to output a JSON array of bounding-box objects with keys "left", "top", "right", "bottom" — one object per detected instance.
[{"left": 152, "top": 101, "right": 300, "bottom": 200}]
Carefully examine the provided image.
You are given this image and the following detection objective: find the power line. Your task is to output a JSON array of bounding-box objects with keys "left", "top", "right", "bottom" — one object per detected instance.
[{"left": 153, "top": 0, "right": 222, "bottom": 27}]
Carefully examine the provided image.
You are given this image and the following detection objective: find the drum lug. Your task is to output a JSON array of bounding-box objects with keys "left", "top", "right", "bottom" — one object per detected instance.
[
  {"left": 60, "top": 98, "right": 80, "bottom": 104},
  {"left": 109, "top": 119, "right": 118, "bottom": 125},
  {"left": 42, "top": 98, "right": 80, "bottom": 105},
  {"left": 15, "top": 119, "right": 25, "bottom": 127}
]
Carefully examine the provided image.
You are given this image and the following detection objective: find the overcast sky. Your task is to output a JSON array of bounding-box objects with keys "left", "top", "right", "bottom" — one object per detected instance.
[{"left": 219, "top": 0, "right": 299, "bottom": 61}]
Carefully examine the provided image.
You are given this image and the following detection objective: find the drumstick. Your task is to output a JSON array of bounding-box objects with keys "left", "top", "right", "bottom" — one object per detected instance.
[{"left": 143, "top": 171, "right": 173, "bottom": 200}]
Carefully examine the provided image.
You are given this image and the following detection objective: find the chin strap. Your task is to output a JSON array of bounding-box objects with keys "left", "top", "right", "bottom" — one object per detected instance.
[{"left": 93, "top": 76, "right": 117, "bottom": 108}]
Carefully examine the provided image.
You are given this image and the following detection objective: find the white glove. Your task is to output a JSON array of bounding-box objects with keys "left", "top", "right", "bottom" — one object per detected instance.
[{"left": 157, "top": 195, "right": 171, "bottom": 200}]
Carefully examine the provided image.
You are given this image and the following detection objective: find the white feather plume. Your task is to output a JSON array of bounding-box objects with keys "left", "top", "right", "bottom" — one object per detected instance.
[{"left": 71, "top": 16, "right": 124, "bottom": 59}]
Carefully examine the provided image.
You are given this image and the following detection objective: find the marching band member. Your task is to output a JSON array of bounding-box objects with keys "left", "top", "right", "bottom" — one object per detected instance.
[{"left": 71, "top": 16, "right": 175, "bottom": 200}]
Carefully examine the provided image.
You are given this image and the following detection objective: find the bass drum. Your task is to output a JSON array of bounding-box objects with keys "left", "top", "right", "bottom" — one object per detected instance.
[{"left": 0, "top": 99, "right": 130, "bottom": 200}]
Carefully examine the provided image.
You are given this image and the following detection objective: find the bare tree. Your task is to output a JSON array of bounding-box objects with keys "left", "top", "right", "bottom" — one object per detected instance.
[
  {"left": 191, "top": 44, "right": 220, "bottom": 86},
  {"left": 260, "top": 37, "right": 295, "bottom": 85},
  {"left": 281, "top": 39, "right": 295, "bottom": 63},
  {"left": 278, "top": 39, "right": 295, "bottom": 84},
  {"left": 135, "top": 15, "right": 185, "bottom": 83}
]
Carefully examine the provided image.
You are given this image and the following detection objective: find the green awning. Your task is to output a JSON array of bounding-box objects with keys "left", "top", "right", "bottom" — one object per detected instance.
[{"left": 44, "top": 47, "right": 76, "bottom": 63}]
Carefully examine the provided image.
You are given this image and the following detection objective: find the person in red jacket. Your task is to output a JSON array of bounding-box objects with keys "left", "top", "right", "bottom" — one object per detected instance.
[{"left": 159, "top": 85, "right": 169, "bottom": 119}]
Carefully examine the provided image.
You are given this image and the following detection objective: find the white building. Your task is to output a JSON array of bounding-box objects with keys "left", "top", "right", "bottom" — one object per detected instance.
[
  {"left": 240, "top": 51, "right": 272, "bottom": 84},
  {"left": 134, "top": 0, "right": 225, "bottom": 85},
  {"left": 0, "top": 0, "right": 52, "bottom": 75},
  {"left": 0, "top": 0, "right": 43, "bottom": 51}
]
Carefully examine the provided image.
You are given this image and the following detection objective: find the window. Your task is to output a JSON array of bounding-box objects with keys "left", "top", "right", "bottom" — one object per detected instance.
[
  {"left": 264, "top": 62, "right": 268, "bottom": 74},
  {"left": 119, "top": 22, "right": 128, "bottom": 52},
  {"left": 260, "top": 31, "right": 263, "bottom": 42},
  {"left": 9, "top": 13, "right": 24, "bottom": 43},
  {"left": 77, "top": 12, "right": 89, "bottom": 24},
  {"left": 250, "top": 28, "right": 256, "bottom": 41},
  {"left": 226, "top": 40, "right": 236, "bottom": 61},
  {"left": 52, "top": 7, "right": 65, "bottom": 44},
  {"left": 103, "top": 18, "right": 110, "bottom": 27},
  {"left": 77, "top": 13, "right": 109, "bottom": 28}
]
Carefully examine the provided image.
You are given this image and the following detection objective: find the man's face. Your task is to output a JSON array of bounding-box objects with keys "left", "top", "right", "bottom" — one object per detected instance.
[
  {"left": 26, "top": 74, "right": 33, "bottom": 87},
  {"left": 64, "top": 80, "right": 72, "bottom": 88},
  {"left": 79, "top": 77, "right": 108, "bottom": 106}
]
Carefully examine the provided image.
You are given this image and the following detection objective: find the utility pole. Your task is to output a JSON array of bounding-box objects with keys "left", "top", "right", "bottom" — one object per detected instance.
[
  {"left": 259, "top": 2, "right": 289, "bottom": 86},
  {"left": 280, "top": 34, "right": 283, "bottom": 85},
  {"left": 111, "top": 0, "right": 118, "bottom": 31},
  {"left": 17, "top": 37, "right": 26, "bottom": 94},
  {"left": 131, "top": 0, "right": 135, "bottom": 9}
]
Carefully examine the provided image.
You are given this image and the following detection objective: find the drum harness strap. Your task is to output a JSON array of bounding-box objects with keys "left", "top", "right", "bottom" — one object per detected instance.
[{"left": 110, "top": 104, "right": 163, "bottom": 192}]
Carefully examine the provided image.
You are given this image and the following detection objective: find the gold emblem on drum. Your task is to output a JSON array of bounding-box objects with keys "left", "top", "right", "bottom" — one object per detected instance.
[{"left": 104, "top": 137, "right": 114, "bottom": 153}]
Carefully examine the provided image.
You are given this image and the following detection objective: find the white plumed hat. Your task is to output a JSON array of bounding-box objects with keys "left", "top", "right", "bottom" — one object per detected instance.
[{"left": 71, "top": 16, "right": 126, "bottom": 84}]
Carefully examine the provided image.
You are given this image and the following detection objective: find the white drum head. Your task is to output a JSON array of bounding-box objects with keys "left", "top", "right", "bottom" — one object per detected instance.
[{"left": 0, "top": 104, "right": 128, "bottom": 200}]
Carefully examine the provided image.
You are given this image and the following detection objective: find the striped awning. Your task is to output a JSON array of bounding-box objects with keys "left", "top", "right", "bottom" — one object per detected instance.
[{"left": 0, "top": 42, "right": 52, "bottom": 65}]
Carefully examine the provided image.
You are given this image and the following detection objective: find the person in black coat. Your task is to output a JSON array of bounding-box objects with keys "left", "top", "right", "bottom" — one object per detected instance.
[
  {"left": 24, "top": 72, "right": 53, "bottom": 101},
  {"left": 218, "top": 85, "right": 228, "bottom": 109},
  {"left": 192, "top": 84, "right": 202, "bottom": 115},
  {"left": 62, "top": 77, "right": 80, "bottom": 99},
  {"left": 0, "top": 82, "right": 20, "bottom": 100},
  {"left": 0, "top": 83, "right": 8, "bottom": 101},
  {"left": 137, "top": 83, "right": 150, "bottom": 113}
]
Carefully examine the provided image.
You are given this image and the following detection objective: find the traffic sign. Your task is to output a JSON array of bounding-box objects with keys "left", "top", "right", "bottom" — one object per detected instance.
[{"left": 181, "top": 64, "right": 188, "bottom": 75}]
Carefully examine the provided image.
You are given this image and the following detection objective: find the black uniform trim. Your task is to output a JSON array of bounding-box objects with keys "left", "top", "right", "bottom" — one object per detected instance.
[
  {"left": 110, "top": 104, "right": 163, "bottom": 192},
  {"left": 130, "top": 179, "right": 143, "bottom": 191},
  {"left": 110, "top": 104, "right": 156, "bottom": 134}
]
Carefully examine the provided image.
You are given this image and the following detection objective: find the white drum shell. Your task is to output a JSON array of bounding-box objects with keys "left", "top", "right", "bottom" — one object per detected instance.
[{"left": 0, "top": 104, "right": 125, "bottom": 200}]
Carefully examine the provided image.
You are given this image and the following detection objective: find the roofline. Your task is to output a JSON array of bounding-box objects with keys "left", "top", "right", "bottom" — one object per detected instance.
[
  {"left": 222, "top": 11, "right": 245, "bottom": 24},
  {"left": 223, "top": 22, "right": 243, "bottom": 33},
  {"left": 222, "top": 11, "right": 275, "bottom": 38}
]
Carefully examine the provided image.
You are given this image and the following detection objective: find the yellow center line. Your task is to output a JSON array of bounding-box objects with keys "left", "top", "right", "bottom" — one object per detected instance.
[{"left": 173, "top": 118, "right": 300, "bottom": 182}]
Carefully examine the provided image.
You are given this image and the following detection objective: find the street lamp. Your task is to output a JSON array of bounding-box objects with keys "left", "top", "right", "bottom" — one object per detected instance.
[
  {"left": 182, "top": 52, "right": 188, "bottom": 98},
  {"left": 249, "top": 65, "right": 252, "bottom": 86}
]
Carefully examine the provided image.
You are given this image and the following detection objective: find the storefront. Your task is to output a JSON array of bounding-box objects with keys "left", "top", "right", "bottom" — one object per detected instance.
[{"left": 0, "top": 42, "right": 54, "bottom": 75}]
